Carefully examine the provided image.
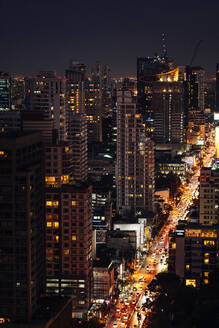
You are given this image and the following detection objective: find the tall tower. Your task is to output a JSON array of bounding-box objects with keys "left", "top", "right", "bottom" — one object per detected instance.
[
  {"left": 44, "top": 143, "right": 93, "bottom": 316},
  {"left": 152, "top": 68, "right": 184, "bottom": 144},
  {"left": 25, "top": 71, "right": 66, "bottom": 141},
  {"left": 65, "top": 62, "right": 88, "bottom": 181},
  {"left": 116, "top": 89, "right": 154, "bottom": 217},
  {"left": 0, "top": 72, "right": 11, "bottom": 111},
  {"left": 0, "top": 132, "right": 45, "bottom": 322},
  {"left": 199, "top": 167, "right": 219, "bottom": 225}
]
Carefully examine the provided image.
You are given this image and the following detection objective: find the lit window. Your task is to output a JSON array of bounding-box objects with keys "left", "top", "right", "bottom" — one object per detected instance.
[
  {"left": 46, "top": 222, "right": 52, "bottom": 227},
  {"left": 204, "top": 253, "right": 209, "bottom": 258},
  {"left": 72, "top": 235, "right": 77, "bottom": 241},
  {"left": 172, "top": 243, "right": 176, "bottom": 249},
  {"left": 72, "top": 201, "right": 77, "bottom": 206},
  {"left": 61, "top": 175, "right": 69, "bottom": 184},
  {"left": 64, "top": 249, "right": 69, "bottom": 255},
  {"left": 204, "top": 258, "right": 209, "bottom": 264},
  {"left": 185, "top": 279, "right": 196, "bottom": 287},
  {"left": 204, "top": 272, "right": 209, "bottom": 277},
  {"left": 186, "top": 264, "right": 190, "bottom": 270},
  {"left": 55, "top": 235, "right": 59, "bottom": 242},
  {"left": 46, "top": 201, "right": 52, "bottom": 206},
  {"left": 53, "top": 201, "right": 59, "bottom": 207},
  {"left": 54, "top": 222, "right": 59, "bottom": 229},
  {"left": 204, "top": 279, "right": 209, "bottom": 284}
]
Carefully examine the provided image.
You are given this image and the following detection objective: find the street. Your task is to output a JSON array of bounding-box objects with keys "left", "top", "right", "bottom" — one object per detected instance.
[{"left": 105, "top": 146, "right": 215, "bottom": 328}]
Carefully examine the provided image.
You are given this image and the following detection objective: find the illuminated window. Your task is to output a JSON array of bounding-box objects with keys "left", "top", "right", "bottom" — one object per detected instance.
[
  {"left": 72, "top": 201, "right": 77, "bottom": 206},
  {"left": 65, "top": 146, "right": 69, "bottom": 153},
  {"left": 204, "top": 258, "right": 209, "bottom": 264},
  {"left": 204, "top": 279, "right": 209, "bottom": 284},
  {"left": 204, "top": 240, "right": 215, "bottom": 246},
  {"left": 204, "top": 272, "right": 209, "bottom": 277},
  {"left": 46, "top": 214, "right": 52, "bottom": 220},
  {"left": 185, "top": 279, "right": 196, "bottom": 287},
  {"left": 61, "top": 175, "right": 69, "bottom": 184},
  {"left": 72, "top": 235, "right": 77, "bottom": 241},
  {"left": 53, "top": 222, "right": 59, "bottom": 229},
  {"left": 204, "top": 253, "right": 209, "bottom": 258},
  {"left": 53, "top": 201, "right": 59, "bottom": 207},
  {"left": 45, "top": 176, "right": 57, "bottom": 186},
  {"left": 46, "top": 201, "right": 52, "bottom": 206},
  {"left": 55, "top": 235, "right": 59, "bottom": 242},
  {"left": 186, "top": 264, "right": 190, "bottom": 270},
  {"left": 64, "top": 249, "right": 69, "bottom": 255},
  {"left": 47, "top": 222, "right": 52, "bottom": 227},
  {"left": 172, "top": 243, "right": 176, "bottom": 249}
]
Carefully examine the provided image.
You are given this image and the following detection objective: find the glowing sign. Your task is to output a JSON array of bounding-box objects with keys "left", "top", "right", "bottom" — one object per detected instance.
[{"left": 214, "top": 113, "right": 219, "bottom": 121}]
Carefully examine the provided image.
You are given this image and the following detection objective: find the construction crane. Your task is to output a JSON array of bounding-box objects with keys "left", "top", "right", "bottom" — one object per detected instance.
[{"left": 189, "top": 40, "right": 203, "bottom": 66}]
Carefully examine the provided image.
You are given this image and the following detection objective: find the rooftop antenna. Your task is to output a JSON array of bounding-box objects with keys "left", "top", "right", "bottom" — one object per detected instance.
[{"left": 161, "top": 33, "right": 167, "bottom": 58}]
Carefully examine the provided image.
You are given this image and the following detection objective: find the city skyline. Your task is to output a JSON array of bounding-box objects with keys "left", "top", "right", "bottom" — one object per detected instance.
[{"left": 0, "top": 0, "right": 219, "bottom": 76}]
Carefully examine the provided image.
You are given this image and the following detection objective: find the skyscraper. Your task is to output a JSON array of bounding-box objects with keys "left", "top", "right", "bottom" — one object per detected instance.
[
  {"left": 25, "top": 71, "right": 66, "bottom": 141},
  {"left": 0, "top": 72, "right": 11, "bottom": 111},
  {"left": 116, "top": 89, "right": 154, "bottom": 217},
  {"left": 65, "top": 62, "right": 88, "bottom": 182},
  {"left": 151, "top": 67, "right": 184, "bottom": 144},
  {"left": 137, "top": 55, "right": 171, "bottom": 137},
  {"left": 44, "top": 142, "right": 93, "bottom": 317},
  {"left": 0, "top": 132, "right": 45, "bottom": 322},
  {"left": 199, "top": 167, "right": 219, "bottom": 225},
  {"left": 85, "top": 78, "right": 102, "bottom": 143}
]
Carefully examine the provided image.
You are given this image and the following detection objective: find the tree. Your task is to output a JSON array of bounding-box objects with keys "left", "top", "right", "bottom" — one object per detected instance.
[{"left": 156, "top": 172, "right": 181, "bottom": 199}]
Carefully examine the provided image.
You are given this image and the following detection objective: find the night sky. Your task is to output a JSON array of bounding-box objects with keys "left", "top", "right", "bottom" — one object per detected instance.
[{"left": 0, "top": 0, "right": 219, "bottom": 76}]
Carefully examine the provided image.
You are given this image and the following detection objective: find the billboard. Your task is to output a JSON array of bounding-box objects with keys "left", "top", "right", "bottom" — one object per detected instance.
[{"left": 214, "top": 113, "right": 219, "bottom": 121}]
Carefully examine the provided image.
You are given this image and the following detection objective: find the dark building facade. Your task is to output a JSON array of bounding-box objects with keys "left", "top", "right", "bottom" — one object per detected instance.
[
  {"left": 169, "top": 224, "right": 219, "bottom": 287},
  {"left": 0, "top": 132, "right": 45, "bottom": 322}
]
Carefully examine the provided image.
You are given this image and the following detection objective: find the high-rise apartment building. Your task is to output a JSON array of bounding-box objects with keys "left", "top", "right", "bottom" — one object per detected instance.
[
  {"left": 184, "top": 66, "right": 206, "bottom": 145},
  {"left": 137, "top": 55, "right": 171, "bottom": 137},
  {"left": 0, "top": 132, "right": 45, "bottom": 322},
  {"left": 85, "top": 79, "right": 102, "bottom": 143},
  {"left": 0, "top": 72, "right": 11, "bottom": 110},
  {"left": 25, "top": 71, "right": 66, "bottom": 141},
  {"left": 151, "top": 68, "right": 184, "bottom": 144},
  {"left": 67, "top": 112, "right": 88, "bottom": 181},
  {"left": 199, "top": 167, "right": 219, "bottom": 225},
  {"left": 116, "top": 89, "right": 154, "bottom": 217},
  {"left": 169, "top": 223, "right": 219, "bottom": 287},
  {"left": 65, "top": 62, "right": 88, "bottom": 182},
  {"left": 44, "top": 143, "right": 93, "bottom": 317},
  {"left": 65, "top": 61, "right": 86, "bottom": 115},
  {"left": 137, "top": 56, "right": 184, "bottom": 144}
]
